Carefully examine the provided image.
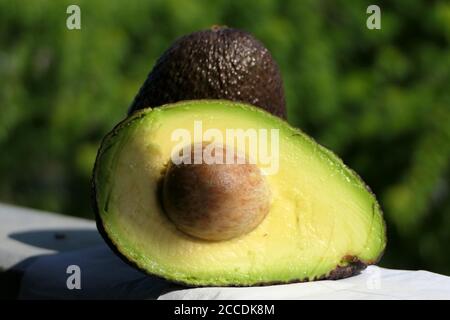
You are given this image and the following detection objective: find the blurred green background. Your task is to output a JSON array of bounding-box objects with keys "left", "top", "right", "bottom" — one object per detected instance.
[{"left": 0, "top": 0, "right": 449, "bottom": 275}]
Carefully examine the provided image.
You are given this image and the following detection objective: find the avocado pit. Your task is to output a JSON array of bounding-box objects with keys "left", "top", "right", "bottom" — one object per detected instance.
[{"left": 161, "top": 143, "right": 271, "bottom": 241}]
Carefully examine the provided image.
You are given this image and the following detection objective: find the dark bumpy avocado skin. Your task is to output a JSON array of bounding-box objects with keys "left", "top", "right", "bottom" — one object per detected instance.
[
  {"left": 91, "top": 105, "right": 385, "bottom": 287},
  {"left": 128, "top": 26, "right": 287, "bottom": 118}
]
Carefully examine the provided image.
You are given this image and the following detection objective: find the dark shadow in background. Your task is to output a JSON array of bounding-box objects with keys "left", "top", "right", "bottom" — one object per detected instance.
[{"left": 9, "top": 229, "right": 102, "bottom": 251}]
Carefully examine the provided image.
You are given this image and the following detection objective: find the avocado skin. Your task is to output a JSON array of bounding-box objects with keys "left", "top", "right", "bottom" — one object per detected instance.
[
  {"left": 91, "top": 102, "right": 386, "bottom": 287},
  {"left": 128, "top": 27, "right": 287, "bottom": 119}
]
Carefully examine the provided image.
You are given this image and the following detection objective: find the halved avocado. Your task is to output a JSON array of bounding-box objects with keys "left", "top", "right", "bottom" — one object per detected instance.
[{"left": 92, "top": 100, "right": 386, "bottom": 286}]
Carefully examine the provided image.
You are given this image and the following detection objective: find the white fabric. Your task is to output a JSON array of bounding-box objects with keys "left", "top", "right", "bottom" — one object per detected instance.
[
  {"left": 19, "top": 245, "right": 450, "bottom": 300},
  {"left": 160, "top": 266, "right": 450, "bottom": 300},
  {"left": 0, "top": 203, "right": 99, "bottom": 271}
]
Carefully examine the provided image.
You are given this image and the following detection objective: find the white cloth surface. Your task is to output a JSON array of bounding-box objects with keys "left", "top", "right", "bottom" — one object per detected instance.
[
  {"left": 0, "top": 203, "right": 99, "bottom": 271},
  {"left": 160, "top": 266, "right": 450, "bottom": 300},
  {"left": 18, "top": 245, "right": 450, "bottom": 300}
]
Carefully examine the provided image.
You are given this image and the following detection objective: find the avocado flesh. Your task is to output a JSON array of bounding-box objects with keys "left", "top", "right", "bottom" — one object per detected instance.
[{"left": 93, "top": 100, "right": 386, "bottom": 286}]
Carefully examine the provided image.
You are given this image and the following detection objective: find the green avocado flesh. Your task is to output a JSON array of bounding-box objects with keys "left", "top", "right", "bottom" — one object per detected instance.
[{"left": 93, "top": 100, "right": 386, "bottom": 286}]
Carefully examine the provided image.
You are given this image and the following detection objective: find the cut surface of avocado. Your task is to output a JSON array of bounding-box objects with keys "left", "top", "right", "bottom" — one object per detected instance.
[{"left": 93, "top": 100, "right": 386, "bottom": 286}]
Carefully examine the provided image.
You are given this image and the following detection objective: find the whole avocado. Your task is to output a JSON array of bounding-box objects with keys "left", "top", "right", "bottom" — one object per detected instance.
[{"left": 129, "top": 26, "right": 287, "bottom": 118}]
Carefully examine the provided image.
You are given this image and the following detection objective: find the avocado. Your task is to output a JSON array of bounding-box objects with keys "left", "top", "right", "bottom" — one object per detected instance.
[
  {"left": 128, "top": 26, "right": 286, "bottom": 118},
  {"left": 92, "top": 100, "right": 386, "bottom": 286}
]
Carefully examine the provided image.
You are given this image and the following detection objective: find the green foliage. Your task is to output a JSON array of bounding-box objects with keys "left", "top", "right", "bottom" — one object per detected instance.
[{"left": 0, "top": 0, "right": 449, "bottom": 274}]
